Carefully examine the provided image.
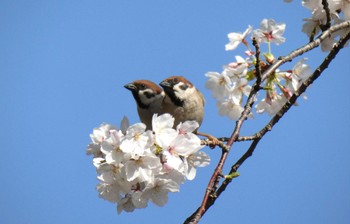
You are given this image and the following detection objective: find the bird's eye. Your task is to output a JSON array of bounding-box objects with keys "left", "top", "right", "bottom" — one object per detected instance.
[
  {"left": 180, "top": 84, "right": 188, "bottom": 90},
  {"left": 173, "top": 78, "right": 178, "bottom": 83},
  {"left": 140, "top": 84, "right": 146, "bottom": 89}
]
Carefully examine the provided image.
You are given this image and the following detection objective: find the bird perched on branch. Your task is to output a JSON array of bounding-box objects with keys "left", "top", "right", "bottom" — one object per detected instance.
[
  {"left": 159, "top": 76, "right": 218, "bottom": 146},
  {"left": 124, "top": 80, "right": 165, "bottom": 130}
]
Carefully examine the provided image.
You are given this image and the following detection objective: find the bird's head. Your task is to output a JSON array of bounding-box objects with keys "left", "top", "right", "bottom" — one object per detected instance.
[
  {"left": 159, "top": 76, "right": 196, "bottom": 106},
  {"left": 124, "top": 80, "right": 164, "bottom": 109}
]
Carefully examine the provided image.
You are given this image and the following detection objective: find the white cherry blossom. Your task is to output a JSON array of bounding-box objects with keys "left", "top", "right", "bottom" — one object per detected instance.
[
  {"left": 87, "top": 114, "right": 210, "bottom": 213},
  {"left": 185, "top": 151, "right": 211, "bottom": 180},
  {"left": 152, "top": 113, "right": 178, "bottom": 148},
  {"left": 252, "top": 19, "right": 286, "bottom": 45},
  {"left": 227, "top": 56, "right": 250, "bottom": 78},
  {"left": 217, "top": 98, "right": 244, "bottom": 120},
  {"left": 256, "top": 93, "right": 287, "bottom": 116},
  {"left": 123, "top": 152, "right": 162, "bottom": 182},
  {"left": 120, "top": 123, "right": 153, "bottom": 156},
  {"left": 205, "top": 70, "right": 232, "bottom": 100},
  {"left": 117, "top": 194, "right": 136, "bottom": 214},
  {"left": 225, "top": 25, "right": 253, "bottom": 51},
  {"left": 142, "top": 178, "right": 180, "bottom": 206}
]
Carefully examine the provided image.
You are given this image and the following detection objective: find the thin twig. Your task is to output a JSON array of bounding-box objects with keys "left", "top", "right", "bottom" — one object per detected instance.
[
  {"left": 200, "top": 139, "right": 230, "bottom": 152},
  {"left": 320, "top": 0, "right": 331, "bottom": 31},
  {"left": 253, "top": 38, "right": 262, "bottom": 83},
  {"left": 217, "top": 135, "right": 257, "bottom": 142}
]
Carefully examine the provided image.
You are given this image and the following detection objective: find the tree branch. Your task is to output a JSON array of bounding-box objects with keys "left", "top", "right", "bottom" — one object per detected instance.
[
  {"left": 215, "top": 29, "right": 350, "bottom": 208},
  {"left": 184, "top": 39, "right": 264, "bottom": 224},
  {"left": 253, "top": 37, "right": 262, "bottom": 83},
  {"left": 184, "top": 22, "right": 350, "bottom": 224},
  {"left": 320, "top": 0, "right": 331, "bottom": 31}
]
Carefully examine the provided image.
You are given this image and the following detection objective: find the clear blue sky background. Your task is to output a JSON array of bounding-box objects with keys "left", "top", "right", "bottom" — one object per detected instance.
[{"left": 1, "top": 1, "right": 349, "bottom": 223}]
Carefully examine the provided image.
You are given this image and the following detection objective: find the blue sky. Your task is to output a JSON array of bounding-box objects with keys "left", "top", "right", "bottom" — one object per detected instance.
[{"left": 1, "top": 1, "right": 349, "bottom": 223}]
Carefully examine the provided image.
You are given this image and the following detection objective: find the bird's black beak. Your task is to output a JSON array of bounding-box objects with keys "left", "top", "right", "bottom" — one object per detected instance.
[
  {"left": 124, "top": 83, "right": 137, "bottom": 91},
  {"left": 159, "top": 80, "right": 172, "bottom": 88}
]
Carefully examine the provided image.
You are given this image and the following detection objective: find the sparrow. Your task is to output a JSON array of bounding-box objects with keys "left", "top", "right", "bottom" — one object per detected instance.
[
  {"left": 159, "top": 76, "right": 219, "bottom": 146},
  {"left": 159, "top": 76, "right": 204, "bottom": 127},
  {"left": 124, "top": 80, "right": 165, "bottom": 130}
]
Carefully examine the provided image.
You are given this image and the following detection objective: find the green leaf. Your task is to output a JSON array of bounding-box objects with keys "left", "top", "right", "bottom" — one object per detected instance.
[
  {"left": 246, "top": 70, "right": 256, "bottom": 81},
  {"left": 225, "top": 172, "right": 240, "bottom": 180}
]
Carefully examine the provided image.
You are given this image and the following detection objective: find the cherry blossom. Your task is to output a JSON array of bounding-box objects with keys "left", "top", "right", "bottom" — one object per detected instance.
[
  {"left": 123, "top": 152, "right": 162, "bottom": 182},
  {"left": 185, "top": 151, "right": 211, "bottom": 180},
  {"left": 120, "top": 123, "right": 153, "bottom": 156},
  {"left": 142, "top": 178, "right": 179, "bottom": 206},
  {"left": 252, "top": 19, "right": 286, "bottom": 45},
  {"left": 205, "top": 70, "right": 232, "bottom": 100},
  {"left": 86, "top": 114, "right": 210, "bottom": 213},
  {"left": 225, "top": 25, "right": 253, "bottom": 51},
  {"left": 227, "top": 56, "right": 250, "bottom": 78},
  {"left": 152, "top": 113, "right": 178, "bottom": 148},
  {"left": 216, "top": 97, "right": 244, "bottom": 120},
  {"left": 255, "top": 92, "right": 287, "bottom": 116}
]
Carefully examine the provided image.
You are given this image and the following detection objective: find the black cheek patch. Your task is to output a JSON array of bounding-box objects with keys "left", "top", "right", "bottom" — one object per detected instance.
[
  {"left": 131, "top": 91, "right": 148, "bottom": 109},
  {"left": 144, "top": 92, "right": 156, "bottom": 99},
  {"left": 164, "top": 89, "right": 184, "bottom": 107}
]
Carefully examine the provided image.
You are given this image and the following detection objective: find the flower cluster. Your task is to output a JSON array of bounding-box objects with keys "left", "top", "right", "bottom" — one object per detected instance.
[
  {"left": 206, "top": 18, "right": 312, "bottom": 119},
  {"left": 86, "top": 114, "right": 210, "bottom": 213},
  {"left": 205, "top": 56, "right": 251, "bottom": 120},
  {"left": 286, "top": 0, "right": 350, "bottom": 51}
]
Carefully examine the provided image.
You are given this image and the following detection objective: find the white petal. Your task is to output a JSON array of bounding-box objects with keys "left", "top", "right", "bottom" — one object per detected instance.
[
  {"left": 225, "top": 41, "right": 240, "bottom": 51},
  {"left": 126, "top": 123, "right": 146, "bottom": 136},
  {"left": 186, "top": 165, "right": 197, "bottom": 180},
  {"left": 191, "top": 151, "right": 211, "bottom": 167},
  {"left": 120, "top": 116, "right": 130, "bottom": 134},
  {"left": 124, "top": 161, "right": 139, "bottom": 181},
  {"left": 152, "top": 113, "right": 175, "bottom": 132},
  {"left": 155, "top": 128, "right": 178, "bottom": 148},
  {"left": 176, "top": 120, "right": 199, "bottom": 133}
]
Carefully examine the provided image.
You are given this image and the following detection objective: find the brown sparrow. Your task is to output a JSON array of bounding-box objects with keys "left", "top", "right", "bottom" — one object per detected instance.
[
  {"left": 159, "top": 76, "right": 218, "bottom": 146},
  {"left": 124, "top": 80, "right": 165, "bottom": 130}
]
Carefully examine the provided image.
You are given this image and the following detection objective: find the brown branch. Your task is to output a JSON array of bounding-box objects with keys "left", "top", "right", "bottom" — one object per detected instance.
[
  {"left": 217, "top": 135, "right": 258, "bottom": 142},
  {"left": 184, "top": 39, "right": 264, "bottom": 224},
  {"left": 215, "top": 30, "right": 350, "bottom": 206},
  {"left": 185, "top": 91, "right": 259, "bottom": 224},
  {"left": 184, "top": 23, "right": 350, "bottom": 224},
  {"left": 320, "top": 0, "right": 331, "bottom": 31},
  {"left": 200, "top": 139, "right": 230, "bottom": 152},
  {"left": 253, "top": 37, "right": 262, "bottom": 83}
]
